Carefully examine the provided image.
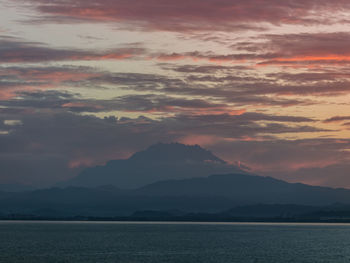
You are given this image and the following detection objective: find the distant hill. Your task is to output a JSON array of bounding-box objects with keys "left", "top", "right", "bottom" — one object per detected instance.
[
  {"left": 124, "top": 204, "right": 350, "bottom": 222},
  {"left": 136, "top": 173, "right": 350, "bottom": 206},
  {"left": 0, "top": 185, "right": 233, "bottom": 217},
  {"left": 223, "top": 204, "right": 320, "bottom": 218},
  {"left": 0, "top": 191, "right": 15, "bottom": 200},
  {"left": 0, "top": 184, "right": 35, "bottom": 192},
  {"left": 129, "top": 204, "right": 321, "bottom": 221},
  {"left": 3, "top": 173, "right": 350, "bottom": 217},
  {"left": 60, "top": 143, "right": 245, "bottom": 189}
]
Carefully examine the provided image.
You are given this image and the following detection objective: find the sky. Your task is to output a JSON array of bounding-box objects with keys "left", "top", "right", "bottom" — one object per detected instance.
[{"left": 1, "top": 0, "right": 350, "bottom": 188}]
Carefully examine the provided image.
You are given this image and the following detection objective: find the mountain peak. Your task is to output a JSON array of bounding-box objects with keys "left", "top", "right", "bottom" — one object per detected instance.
[
  {"left": 60, "top": 142, "right": 242, "bottom": 189},
  {"left": 129, "top": 142, "right": 226, "bottom": 164}
]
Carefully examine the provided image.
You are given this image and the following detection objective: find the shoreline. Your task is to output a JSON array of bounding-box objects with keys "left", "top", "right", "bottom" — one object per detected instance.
[{"left": 2, "top": 218, "right": 350, "bottom": 225}]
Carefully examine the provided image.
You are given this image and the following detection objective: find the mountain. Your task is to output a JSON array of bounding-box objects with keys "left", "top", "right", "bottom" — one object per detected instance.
[
  {"left": 223, "top": 204, "right": 320, "bottom": 218},
  {"left": 0, "top": 185, "right": 233, "bottom": 217},
  {"left": 129, "top": 204, "right": 321, "bottom": 221},
  {"left": 60, "top": 143, "right": 245, "bottom": 189},
  {"left": 0, "top": 191, "right": 15, "bottom": 200},
  {"left": 3, "top": 173, "right": 350, "bottom": 218},
  {"left": 0, "top": 183, "right": 35, "bottom": 192},
  {"left": 136, "top": 173, "right": 350, "bottom": 205},
  {"left": 129, "top": 143, "right": 225, "bottom": 164},
  {"left": 126, "top": 204, "right": 350, "bottom": 222}
]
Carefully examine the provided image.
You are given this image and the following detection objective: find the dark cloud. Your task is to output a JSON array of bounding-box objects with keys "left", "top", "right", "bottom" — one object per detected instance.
[
  {"left": 4, "top": 32, "right": 350, "bottom": 99},
  {"left": 267, "top": 71, "right": 350, "bottom": 83},
  {"left": 262, "top": 33, "right": 350, "bottom": 58},
  {"left": 160, "top": 64, "right": 248, "bottom": 74},
  {"left": 0, "top": 111, "right": 168, "bottom": 186},
  {"left": 0, "top": 37, "right": 143, "bottom": 63},
  {"left": 20, "top": 0, "right": 350, "bottom": 31},
  {"left": 209, "top": 138, "right": 350, "bottom": 187},
  {"left": 0, "top": 64, "right": 320, "bottom": 110},
  {"left": 238, "top": 32, "right": 350, "bottom": 67},
  {"left": 86, "top": 71, "right": 317, "bottom": 104},
  {"left": 275, "top": 163, "right": 350, "bottom": 188},
  {"left": 152, "top": 32, "right": 350, "bottom": 68},
  {"left": 0, "top": 65, "right": 102, "bottom": 99},
  {"left": 1, "top": 90, "right": 232, "bottom": 114},
  {"left": 324, "top": 116, "right": 350, "bottom": 123},
  {"left": 1, "top": 90, "right": 77, "bottom": 110},
  {"left": 0, "top": 102, "right": 325, "bottom": 186},
  {"left": 166, "top": 114, "right": 324, "bottom": 140}
]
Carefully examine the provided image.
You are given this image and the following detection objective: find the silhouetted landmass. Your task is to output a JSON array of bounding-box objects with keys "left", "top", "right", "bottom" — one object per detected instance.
[
  {"left": 136, "top": 173, "right": 350, "bottom": 206},
  {"left": 59, "top": 143, "right": 245, "bottom": 189},
  {"left": 4, "top": 204, "right": 350, "bottom": 223},
  {"left": 0, "top": 185, "right": 234, "bottom": 216},
  {"left": 3, "top": 173, "right": 350, "bottom": 218},
  {"left": 3, "top": 143, "right": 350, "bottom": 221},
  {"left": 0, "top": 191, "right": 15, "bottom": 200},
  {"left": 0, "top": 184, "right": 35, "bottom": 192},
  {"left": 127, "top": 204, "right": 350, "bottom": 222},
  {"left": 224, "top": 204, "right": 320, "bottom": 218},
  {"left": 129, "top": 143, "right": 225, "bottom": 164}
]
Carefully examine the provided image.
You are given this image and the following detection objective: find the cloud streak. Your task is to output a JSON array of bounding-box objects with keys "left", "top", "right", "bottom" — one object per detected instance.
[
  {"left": 20, "top": 0, "right": 350, "bottom": 31},
  {"left": 0, "top": 37, "right": 143, "bottom": 63}
]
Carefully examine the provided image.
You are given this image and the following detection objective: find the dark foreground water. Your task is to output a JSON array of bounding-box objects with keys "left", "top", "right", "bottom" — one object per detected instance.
[{"left": 1, "top": 221, "right": 350, "bottom": 263}]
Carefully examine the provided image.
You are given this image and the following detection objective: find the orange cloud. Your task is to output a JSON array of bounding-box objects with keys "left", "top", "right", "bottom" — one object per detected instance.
[
  {"left": 178, "top": 134, "right": 220, "bottom": 146},
  {"left": 68, "top": 158, "right": 95, "bottom": 169},
  {"left": 62, "top": 102, "right": 104, "bottom": 111}
]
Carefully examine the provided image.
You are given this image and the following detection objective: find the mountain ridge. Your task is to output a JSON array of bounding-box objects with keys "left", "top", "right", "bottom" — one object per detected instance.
[
  {"left": 129, "top": 142, "right": 226, "bottom": 164},
  {"left": 3, "top": 173, "right": 350, "bottom": 217},
  {"left": 60, "top": 142, "right": 245, "bottom": 189}
]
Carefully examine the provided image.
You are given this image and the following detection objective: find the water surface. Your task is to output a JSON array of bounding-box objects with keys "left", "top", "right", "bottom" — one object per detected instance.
[{"left": 0, "top": 221, "right": 349, "bottom": 262}]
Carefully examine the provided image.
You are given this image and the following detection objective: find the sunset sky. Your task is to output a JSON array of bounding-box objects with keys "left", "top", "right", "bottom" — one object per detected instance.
[{"left": 1, "top": 0, "right": 350, "bottom": 187}]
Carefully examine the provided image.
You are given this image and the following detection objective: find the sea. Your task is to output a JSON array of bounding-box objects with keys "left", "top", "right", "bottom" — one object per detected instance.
[{"left": 0, "top": 221, "right": 350, "bottom": 262}]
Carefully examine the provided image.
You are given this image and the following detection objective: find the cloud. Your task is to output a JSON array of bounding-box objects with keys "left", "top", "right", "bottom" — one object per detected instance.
[
  {"left": 209, "top": 138, "right": 350, "bottom": 187},
  {"left": 0, "top": 111, "right": 164, "bottom": 186},
  {"left": 267, "top": 71, "right": 350, "bottom": 83},
  {"left": 2, "top": 0, "right": 350, "bottom": 190},
  {"left": 235, "top": 32, "right": 350, "bottom": 68},
  {"left": 0, "top": 64, "right": 320, "bottom": 112},
  {"left": 150, "top": 32, "right": 350, "bottom": 69},
  {"left": 0, "top": 37, "right": 143, "bottom": 63},
  {"left": 275, "top": 163, "right": 350, "bottom": 188},
  {"left": 4, "top": 32, "right": 350, "bottom": 99},
  {"left": 20, "top": 0, "right": 350, "bottom": 31},
  {"left": 0, "top": 66, "right": 101, "bottom": 82},
  {"left": 323, "top": 116, "right": 350, "bottom": 123},
  {"left": 166, "top": 113, "right": 324, "bottom": 140},
  {"left": 1, "top": 90, "right": 240, "bottom": 115},
  {"left": 0, "top": 65, "right": 102, "bottom": 99},
  {"left": 160, "top": 64, "right": 247, "bottom": 74},
  {"left": 86, "top": 71, "right": 317, "bottom": 104},
  {"left": 0, "top": 98, "right": 326, "bottom": 186},
  {"left": 255, "top": 33, "right": 350, "bottom": 67}
]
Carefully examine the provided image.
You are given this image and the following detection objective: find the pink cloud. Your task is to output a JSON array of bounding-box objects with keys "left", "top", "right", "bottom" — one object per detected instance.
[{"left": 25, "top": 0, "right": 350, "bottom": 31}]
